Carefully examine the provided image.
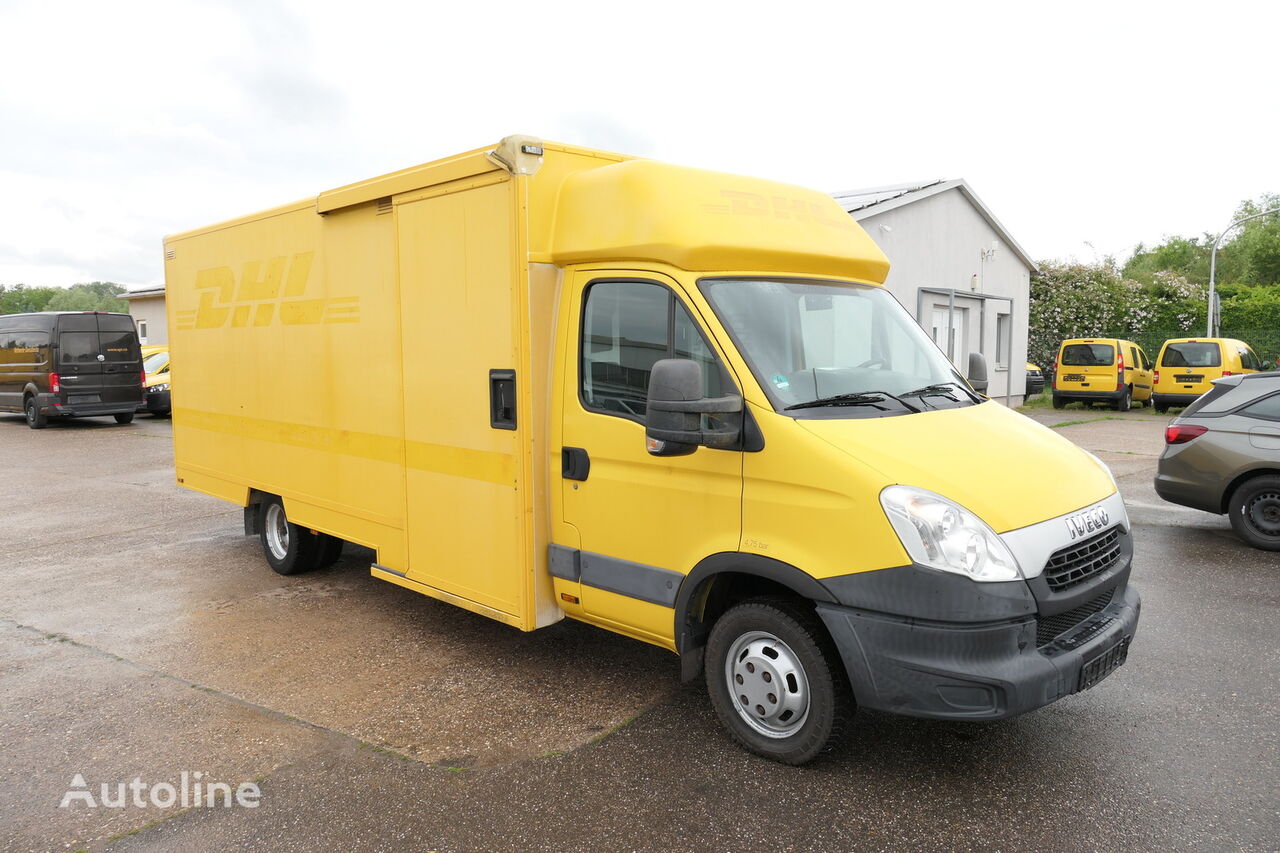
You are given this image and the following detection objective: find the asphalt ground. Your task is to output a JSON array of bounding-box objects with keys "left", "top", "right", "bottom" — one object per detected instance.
[{"left": 1, "top": 405, "right": 1277, "bottom": 852}]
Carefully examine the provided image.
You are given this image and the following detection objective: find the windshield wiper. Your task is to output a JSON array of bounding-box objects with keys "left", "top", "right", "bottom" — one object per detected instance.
[
  {"left": 785, "top": 391, "right": 921, "bottom": 413},
  {"left": 900, "top": 382, "right": 980, "bottom": 404}
]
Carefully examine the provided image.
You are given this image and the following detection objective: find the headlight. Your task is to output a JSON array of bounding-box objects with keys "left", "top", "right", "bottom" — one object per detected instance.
[
  {"left": 879, "top": 486, "right": 1021, "bottom": 582},
  {"left": 153, "top": 383, "right": 170, "bottom": 392}
]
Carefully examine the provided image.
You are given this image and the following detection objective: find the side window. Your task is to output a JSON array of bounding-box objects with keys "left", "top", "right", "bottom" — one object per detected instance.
[
  {"left": 581, "top": 280, "right": 728, "bottom": 422},
  {"left": 1128, "top": 346, "right": 1138, "bottom": 369},
  {"left": 1241, "top": 393, "right": 1280, "bottom": 421}
]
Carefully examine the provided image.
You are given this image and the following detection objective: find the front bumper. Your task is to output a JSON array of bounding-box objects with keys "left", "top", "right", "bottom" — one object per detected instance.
[
  {"left": 140, "top": 389, "right": 171, "bottom": 414},
  {"left": 1025, "top": 376, "right": 1045, "bottom": 395},
  {"left": 817, "top": 556, "right": 1140, "bottom": 720}
]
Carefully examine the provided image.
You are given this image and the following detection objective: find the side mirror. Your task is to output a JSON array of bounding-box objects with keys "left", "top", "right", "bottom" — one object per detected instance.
[
  {"left": 967, "top": 352, "right": 989, "bottom": 394},
  {"left": 645, "top": 359, "right": 743, "bottom": 457}
]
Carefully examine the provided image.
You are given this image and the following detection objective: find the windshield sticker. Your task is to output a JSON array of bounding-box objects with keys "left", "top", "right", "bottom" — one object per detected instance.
[{"left": 771, "top": 374, "right": 790, "bottom": 390}]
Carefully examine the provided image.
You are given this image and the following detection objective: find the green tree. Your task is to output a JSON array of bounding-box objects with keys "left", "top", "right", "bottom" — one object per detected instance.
[{"left": 0, "top": 284, "right": 60, "bottom": 314}]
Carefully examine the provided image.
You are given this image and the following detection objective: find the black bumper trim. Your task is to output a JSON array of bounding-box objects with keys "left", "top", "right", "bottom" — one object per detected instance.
[{"left": 816, "top": 572, "right": 1140, "bottom": 720}]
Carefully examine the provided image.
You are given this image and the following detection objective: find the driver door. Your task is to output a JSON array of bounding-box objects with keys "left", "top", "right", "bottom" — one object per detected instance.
[{"left": 558, "top": 271, "right": 743, "bottom": 647}]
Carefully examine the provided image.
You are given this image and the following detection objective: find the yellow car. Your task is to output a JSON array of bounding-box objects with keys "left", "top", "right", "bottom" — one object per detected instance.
[
  {"left": 1152, "top": 338, "right": 1264, "bottom": 412},
  {"left": 139, "top": 348, "right": 172, "bottom": 416},
  {"left": 1052, "top": 338, "right": 1153, "bottom": 411}
]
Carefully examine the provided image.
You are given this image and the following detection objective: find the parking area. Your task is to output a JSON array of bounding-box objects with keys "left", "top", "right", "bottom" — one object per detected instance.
[{"left": 1, "top": 409, "right": 1277, "bottom": 852}]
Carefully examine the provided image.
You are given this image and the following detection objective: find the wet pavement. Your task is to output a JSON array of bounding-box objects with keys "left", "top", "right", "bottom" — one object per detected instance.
[{"left": 1, "top": 409, "right": 1277, "bottom": 852}]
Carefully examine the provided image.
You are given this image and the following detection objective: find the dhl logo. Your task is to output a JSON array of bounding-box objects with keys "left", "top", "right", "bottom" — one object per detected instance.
[
  {"left": 175, "top": 252, "right": 359, "bottom": 330},
  {"left": 701, "top": 190, "right": 858, "bottom": 231}
]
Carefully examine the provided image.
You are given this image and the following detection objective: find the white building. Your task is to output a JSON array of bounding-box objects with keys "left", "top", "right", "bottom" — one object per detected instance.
[
  {"left": 121, "top": 286, "right": 167, "bottom": 346},
  {"left": 833, "top": 180, "right": 1037, "bottom": 405}
]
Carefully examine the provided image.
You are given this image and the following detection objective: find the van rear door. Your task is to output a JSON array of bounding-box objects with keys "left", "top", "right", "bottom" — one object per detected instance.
[
  {"left": 55, "top": 314, "right": 142, "bottom": 406},
  {"left": 1057, "top": 341, "right": 1118, "bottom": 393},
  {"left": 96, "top": 314, "right": 144, "bottom": 406}
]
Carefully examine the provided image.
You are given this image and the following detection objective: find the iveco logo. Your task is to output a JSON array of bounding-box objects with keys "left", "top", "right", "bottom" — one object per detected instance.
[{"left": 1065, "top": 506, "right": 1110, "bottom": 540}]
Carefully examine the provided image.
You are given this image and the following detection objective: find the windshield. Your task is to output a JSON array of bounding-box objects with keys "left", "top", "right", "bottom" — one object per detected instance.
[
  {"left": 700, "top": 278, "right": 973, "bottom": 416},
  {"left": 1061, "top": 343, "right": 1115, "bottom": 366},
  {"left": 143, "top": 351, "right": 169, "bottom": 373}
]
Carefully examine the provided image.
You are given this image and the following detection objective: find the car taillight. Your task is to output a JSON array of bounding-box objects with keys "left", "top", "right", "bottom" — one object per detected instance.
[
  {"left": 1222, "top": 371, "right": 1234, "bottom": 376},
  {"left": 140, "top": 368, "right": 147, "bottom": 386},
  {"left": 1117, "top": 353, "right": 1125, "bottom": 370},
  {"left": 1165, "top": 424, "right": 1208, "bottom": 444},
  {"left": 50, "top": 372, "right": 60, "bottom": 393}
]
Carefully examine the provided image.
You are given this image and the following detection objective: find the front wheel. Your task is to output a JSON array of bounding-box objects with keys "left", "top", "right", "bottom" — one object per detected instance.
[
  {"left": 705, "top": 598, "right": 852, "bottom": 765},
  {"left": 1228, "top": 475, "right": 1280, "bottom": 551}
]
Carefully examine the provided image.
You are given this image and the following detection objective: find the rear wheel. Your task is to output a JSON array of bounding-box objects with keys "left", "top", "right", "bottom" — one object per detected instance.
[
  {"left": 1154, "top": 400, "right": 1169, "bottom": 414},
  {"left": 1228, "top": 475, "right": 1280, "bottom": 551},
  {"left": 259, "top": 497, "right": 320, "bottom": 575},
  {"left": 1115, "top": 388, "right": 1131, "bottom": 412},
  {"left": 24, "top": 396, "right": 47, "bottom": 429},
  {"left": 705, "top": 598, "right": 852, "bottom": 765},
  {"left": 1051, "top": 394, "right": 1065, "bottom": 410},
  {"left": 114, "top": 412, "right": 134, "bottom": 424}
]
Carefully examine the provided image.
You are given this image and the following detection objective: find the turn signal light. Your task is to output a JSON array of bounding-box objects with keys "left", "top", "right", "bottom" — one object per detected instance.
[{"left": 1165, "top": 424, "right": 1208, "bottom": 444}]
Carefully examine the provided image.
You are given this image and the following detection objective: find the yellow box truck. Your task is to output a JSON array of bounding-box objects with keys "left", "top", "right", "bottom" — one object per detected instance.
[{"left": 165, "top": 137, "right": 1140, "bottom": 763}]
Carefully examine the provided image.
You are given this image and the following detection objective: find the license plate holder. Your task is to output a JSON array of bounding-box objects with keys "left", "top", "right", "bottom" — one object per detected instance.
[
  {"left": 1174, "top": 374, "right": 1203, "bottom": 383},
  {"left": 1078, "top": 636, "right": 1131, "bottom": 691},
  {"left": 1062, "top": 373, "right": 1085, "bottom": 382}
]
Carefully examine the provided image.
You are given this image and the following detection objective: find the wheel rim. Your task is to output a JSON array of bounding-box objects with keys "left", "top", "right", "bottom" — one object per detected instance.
[
  {"left": 724, "top": 630, "right": 810, "bottom": 738},
  {"left": 264, "top": 504, "right": 290, "bottom": 559},
  {"left": 25, "top": 399, "right": 35, "bottom": 424},
  {"left": 1245, "top": 491, "right": 1280, "bottom": 537}
]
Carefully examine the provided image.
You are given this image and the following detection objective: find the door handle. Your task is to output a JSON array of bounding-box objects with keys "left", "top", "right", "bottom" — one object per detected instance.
[
  {"left": 489, "top": 369, "right": 516, "bottom": 430},
  {"left": 562, "top": 447, "right": 590, "bottom": 481}
]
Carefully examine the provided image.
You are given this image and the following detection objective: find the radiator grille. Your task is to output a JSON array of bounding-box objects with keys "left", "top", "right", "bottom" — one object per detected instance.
[{"left": 1044, "top": 527, "right": 1122, "bottom": 592}]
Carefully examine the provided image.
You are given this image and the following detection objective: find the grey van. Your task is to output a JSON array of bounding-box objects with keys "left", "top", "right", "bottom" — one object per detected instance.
[{"left": 0, "top": 312, "right": 144, "bottom": 429}]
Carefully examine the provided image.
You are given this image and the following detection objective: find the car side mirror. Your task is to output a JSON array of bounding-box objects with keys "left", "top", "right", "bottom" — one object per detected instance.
[
  {"left": 645, "top": 358, "right": 743, "bottom": 457},
  {"left": 967, "top": 352, "right": 989, "bottom": 394}
]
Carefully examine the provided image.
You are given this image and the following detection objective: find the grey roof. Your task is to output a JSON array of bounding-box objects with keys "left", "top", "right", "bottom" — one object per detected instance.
[
  {"left": 121, "top": 286, "right": 165, "bottom": 299},
  {"left": 831, "top": 179, "right": 1038, "bottom": 272}
]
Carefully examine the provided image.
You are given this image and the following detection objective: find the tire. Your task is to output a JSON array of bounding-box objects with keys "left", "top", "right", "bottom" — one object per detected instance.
[
  {"left": 1228, "top": 475, "right": 1280, "bottom": 551},
  {"left": 24, "top": 396, "right": 47, "bottom": 429},
  {"left": 258, "top": 497, "right": 321, "bottom": 575},
  {"left": 705, "top": 598, "right": 852, "bottom": 765},
  {"left": 1115, "top": 388, "right": 1131, "bottom": 412},
  {"left": 1052, "top": 394, "right": 1065, "bottom": 410},
  {"left": 315, "top": 534, "right": 344, "bottom": 569},
  {"left": 1154, "top": 401, "right": 1169, "bottom": 414},
  {"left": 114, "top": 412, "right": 134, "bottom": 424}
]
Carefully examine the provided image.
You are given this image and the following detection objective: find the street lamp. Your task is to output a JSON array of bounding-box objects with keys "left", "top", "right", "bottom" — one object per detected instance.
[{"left": 1207, "top": 206, "right": 1280, "bottom": 336}]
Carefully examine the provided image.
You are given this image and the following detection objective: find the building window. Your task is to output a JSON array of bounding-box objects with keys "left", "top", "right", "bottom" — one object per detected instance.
[
  {"left": 995, "top": 312, "right": 1011, "bottom": 369},
  {"left": 138, "top": 321, "right": 148, "bottom": 344}
]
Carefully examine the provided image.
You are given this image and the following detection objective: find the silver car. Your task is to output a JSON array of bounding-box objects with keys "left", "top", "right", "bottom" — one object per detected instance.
[{"left": 1156, "top": 373, "right": 1280, "bottom": 550}]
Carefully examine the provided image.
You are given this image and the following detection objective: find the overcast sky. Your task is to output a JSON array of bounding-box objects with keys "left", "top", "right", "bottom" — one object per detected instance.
[{"left": 1, "top": 0, "right": 1276, "bottom": 289}]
